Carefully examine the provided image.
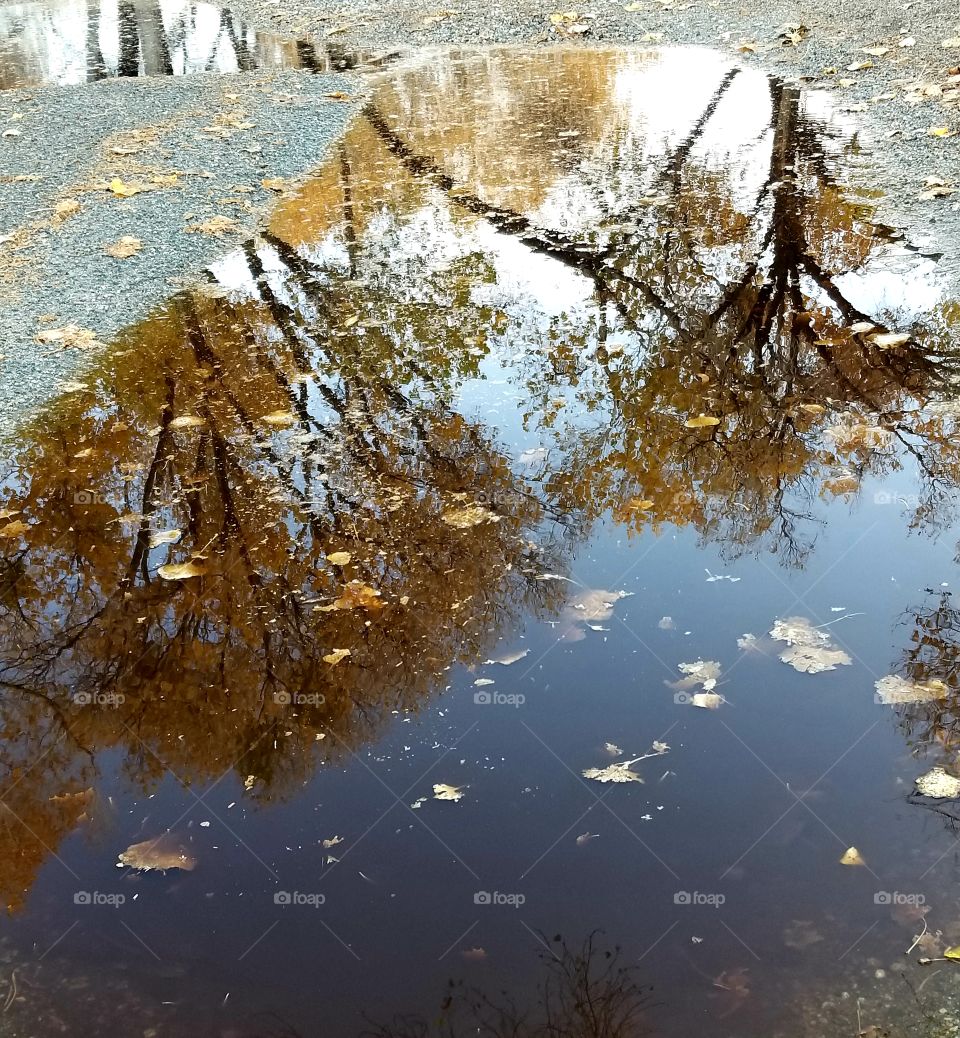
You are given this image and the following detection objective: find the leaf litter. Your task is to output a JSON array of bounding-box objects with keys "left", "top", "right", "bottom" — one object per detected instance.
[
  {"left": 582, "top": 740, "right": 669, "bottom": 783},
  {"left": 769, "top": 617, "right": 851, "bottom": 674}
]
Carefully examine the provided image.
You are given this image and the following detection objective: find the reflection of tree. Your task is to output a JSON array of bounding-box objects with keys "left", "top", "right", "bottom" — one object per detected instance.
[
  {"left": 359, "top": 51, "right": 960, "bottom": 567},
  {"left": 362, "top": 933, "right": 654, "bottom": 1038},
  {"left": 1, "top": 46, "right": 959, "bottom": 912}
]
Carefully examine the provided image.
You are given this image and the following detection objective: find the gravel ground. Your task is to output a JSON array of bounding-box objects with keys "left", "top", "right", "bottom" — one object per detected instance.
[
  {"left": 0, "top": 64, "right": 365, "bottom": 436},
  {"left": 1, "top": 0, "right": 959, "bottom": 435}
]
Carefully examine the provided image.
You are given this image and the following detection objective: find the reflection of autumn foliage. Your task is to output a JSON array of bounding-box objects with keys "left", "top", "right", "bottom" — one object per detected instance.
[{"left": 0, "top": 244, "right": 570, "bottom": 909}]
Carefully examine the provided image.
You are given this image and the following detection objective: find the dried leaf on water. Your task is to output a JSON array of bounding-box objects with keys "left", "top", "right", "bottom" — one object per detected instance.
[
  {"left": 323, "top": 648, "right": 351, "bottom": 665},
  {"left": 117, "top": 833, "right": 197, "bottom": 872},
  {"left": 671, "top": 660, "right": 721, "bottom": 691},
  {"left": 157, "top": 560, "right": 207, "bottom": 580},
  {"left": 690, "top": 691, "right": 724, "bottom": 709},
  {"left": 916, "top": 767, "right": 960, "bottom": 799},
  {"left": 582, "top": 761, "right": 644, "bottom": 783},
  {"left": 148, "top": 529, "right": 182, "bottom": 548},
  {"left": 874, "top": 675, "right": 948, "bottom": 705},
  {"left": 326, "top": 551, "right": 352, "bottom": 565},
  {"left": 484, "top": 648, "right": 529, "bottom": 665},
  {"left": 261, "top": 410, "right": 296, "bottom": 428},
  {"left": 685, "top": 414, "right": 721, "bottom": 428},
  {"left": 316, "top": 581, "right": 383, "bottom": 612},
  {"left": 442, "top": 504, "right": 500, "bottom": 528},
  {"left": 433, "top": 783, "right": 464, "bottom": 802},
  {"left": 169, "top": 414, "right": 205, "bottom": 429},
  {"left": 770, "top": 617, "right": 851, "bottom": 674},
  {"left": 576, "top": 832, "right": 599, "bottom": 845},
  {"left": 839, "top": 846, "right": 866, "bottom": 866},
  {"left": 0, "top": 519, "right": 30, "bottom": 539}
]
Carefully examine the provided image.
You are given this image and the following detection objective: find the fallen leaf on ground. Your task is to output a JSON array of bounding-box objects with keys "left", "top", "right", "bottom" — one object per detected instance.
[
  {"left": 433, "top": 783, "right": 464, "bottom": 802},
  {"left": 55, "top": 198, "right": 80, "bottom": 219},
  {"left": 916, "top": 767, "right": 960, "bottom": 798},
  {"left": 109, "top": 178, "right": 144, "bottom": 198},
  {"left": 186, "top": 215, "right": 238, "bottom": 235},
  {"left": 104, "top": 236, "right": 142, "bottom": 259},
  {"left": 117, "top": 834, "right": 196, "bottom": 872},
  {"left": 262, "top": 177, "right": 286, "bottom": 191},
  {"left": 35, "top": 324, "right": 101, "bottom": 350}
]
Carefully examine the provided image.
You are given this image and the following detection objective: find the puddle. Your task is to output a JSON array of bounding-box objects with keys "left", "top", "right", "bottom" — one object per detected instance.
[
  {"left": 2, "top": 45, "right": 960, "bottom": 1037},
  {"left": 0, "top": 0, "right": 363, "bottom": 89}
]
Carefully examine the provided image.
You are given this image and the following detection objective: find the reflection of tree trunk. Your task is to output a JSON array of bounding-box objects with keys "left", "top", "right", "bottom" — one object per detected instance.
[
  {"left": 133, "top": 0, "right": 172, "bottom": 76},
  {"left": 85, "top": 0, "right": 109, "bottom": 81}
]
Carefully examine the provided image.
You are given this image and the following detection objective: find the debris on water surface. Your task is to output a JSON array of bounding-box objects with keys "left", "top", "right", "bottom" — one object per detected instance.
[
  {"left": 874, "top": 675, "right": 948, "bottom": 705},
  {"left": 157, "top": 560, "right": 207, "bottom": 580},
  {"left": 576, "top": 832, "right": 599, "bottom": 846},
  {"left": 769, "top": 617, "right": 851, "bottom": 674},
  {"left": 117, "top": 834, "right": 196, "bottom": 872},
  {"left": 839, "top": 846, "right": 866, "bottom": 866},
  {"left": 582, "top": 741, "right": 669, "bottom": 783},
  {"left": 433, "top": 784, "right": 464, "bottom": 802},
  {"left": 671, "top": 660, "right": 721, "bottom": 691},
  {"left": 442, "top": 504, "right": 501, "bottom": 529},
  {"left": 484, "top": 648, "right": 529, "bottom": 665},
  {"left": 915, "top": 768, "right": 960, "bottom": 799}
]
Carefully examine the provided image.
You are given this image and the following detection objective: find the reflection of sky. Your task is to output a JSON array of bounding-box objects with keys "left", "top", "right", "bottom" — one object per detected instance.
[{"left": 0, "top": 0, "right": 284, "bottom": 86}]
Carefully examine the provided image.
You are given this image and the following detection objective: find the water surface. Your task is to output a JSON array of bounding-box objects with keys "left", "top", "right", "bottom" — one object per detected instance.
[{"left": 2, "top": 45, "right": 960, "bottom": 1038}]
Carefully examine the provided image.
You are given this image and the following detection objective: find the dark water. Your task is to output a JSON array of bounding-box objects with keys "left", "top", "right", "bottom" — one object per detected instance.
[
  {"left": 0, "top": 0, "right": 367, "bottom": 89},
  {"left": 2, "top": 45, "right": 960, "bottom": 1038}
]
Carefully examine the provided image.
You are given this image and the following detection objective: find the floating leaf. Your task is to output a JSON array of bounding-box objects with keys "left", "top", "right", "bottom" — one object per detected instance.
[
  {"left": 685, "top": 414, "right": 721, "bottom": 428},
  {"left": 916, "top": 767, "right": 960, "bottom": 799},
  {"left": 875, "top": 675, "right": 948, "bottom": 705},
  {"left": 148, "top": 529, "right": 182, "bottom": 548},
  {"left": 484, "top": 648, "right": 529, "bottom": 665},
  {"left": 326, "top": 551, "right": 352, "bottom": 565},
  {"left": 118, "top": 834, "right": 196, "bottom": 872},
  {"left": 169, "top": 414, "right": 205, "bottom": 429},
  {"left": 672, "top": 660, "right": 721, "bottom": 691},
  {"left": 157, "top": 560, "right": 206, "bottom": 580},
  {"left": 582, "top": 761, "right": 644, "bottom": 783},
  {"left": 870, "top": 332, "right": 910, "bottom": 348},
  {"left": 442, "top": 504, "right": 500, "bottom": 528},
  {"left": 576, "top": 832, "right": 599, "bottom": 845},
  {"left": 322, "top": 835, "right": 343, "bottom": 848},
  {"left": 433, "top": 783, "right": 464, "bottom": 802},
  {"left": 316, "top": 581, "right": 383, "bottom": 612},
  {"left": 839, "top": 846, "right": 866, "bottom": 866},
  {"left": 779, "top": 644, "right": 851, "bottom": 673},
  {"left": 261, "top": 410, "right": 296, "bottom": 428},
  {"left": 690, "top": 691, "right": 724, "bottom": 709},
  {"left": 0, "top": 519, "right": 30, "bottom": 539},
  {"left": 323, "top": 648, "right": 351, "bottom": 665}
]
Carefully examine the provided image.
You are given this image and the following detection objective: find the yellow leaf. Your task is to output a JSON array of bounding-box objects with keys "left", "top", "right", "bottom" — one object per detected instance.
[
  {"left": 839, "top": 846, "right": 866, "bottom": 866},
  {"left": 323, "top": 92, "right": 352, "bottom": 101},
  {"left": 685, "top": 414, "right": 721, "bottom": 428},
  {"left": 623, "top": 1, "right": 643, "bottom": 9},
  {"left": 55, "top": 199, "right": 81, "bottom": 219},
  {"left": 625, "top": 498, "right": 655, "bottom": 510},
  {"left": 323, "top": 648, "right": 351, "bottom": 665},
  {"left": 0, "top": 519, "right": 30, "bottom": 538},
  {"left": 109, "top": 178, "right": 143, "bottom": 198},
  {"left": 326, "top": 551, "right": 352, "bottom": 565},
  {"left": 157, "top": 561, "right": 207, "bottom": 580},
  {"left": 261, "top": 410, "right": 296, "bottom": 428},
  {"left": 262, "top": 177, "right": 286, "bottom": 191},
  {"left": 316, "top": 581, "right": 383, "bottom": 613},
  {"left": 104, "top": 236, "right": 142, "bottom": 259},
  {"left": 944, "top": 946, "right": 960, "bottom": 961},
  {"left": 169, "top": 414, "right": 205, "bottom": 429},
  {"left": 929, "top": 126, "right": 956, "bottom": 138},
  {"left": 433, "top": 783, "right": 464, "bottom": 802}
]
